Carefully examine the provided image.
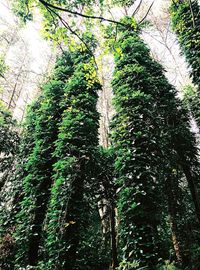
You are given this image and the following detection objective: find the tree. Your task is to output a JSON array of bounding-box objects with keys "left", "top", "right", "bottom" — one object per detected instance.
[
  {"left": 183, "top": 84, "right": 200, "bottom": 129},
  {"left": 40, "top": 42, "right": 101, "bottom": 269},
  {"left": 0, "top": 103, "right": 19, "bottom": 270},
  {"left": 110, "top": 17, "right": 200, "bottom": 269},
  {"left": 170, "top": 0, "right": 200, "bottom": 93},
  {"left": 0, "top": 104, "right": 19, "bottom": 190},
  {"left": 14, "top": 52, "right": 74, "bottom": 268},
  {"left": 111, "top": 19, "right": 163, "bottom": 269}
]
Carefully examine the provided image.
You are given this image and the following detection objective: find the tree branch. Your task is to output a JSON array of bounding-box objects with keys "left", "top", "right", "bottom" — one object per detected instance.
[
  {"left": 139, "top": 1, "right": 154, "bottom": 25},
  {"left": 132, "top": 0, "right": 143, "bottom": 16},
  {"left": 39, "top": 0, "right": 127, "bottom": 27},
  {"left": 189, "top": 0, "right": 195, "bottom": 28},
  {"left": 44, "top": 5, "right": 98, "bottom": 69}
]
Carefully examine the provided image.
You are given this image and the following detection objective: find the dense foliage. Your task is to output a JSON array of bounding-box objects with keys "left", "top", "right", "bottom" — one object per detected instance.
[
  {"left": 183, "top": 84, "right": 200, "bottom": 129},
  {"left": 8, "top": 41, "right": 106, "bottom": 269},
  {"left": 170, "top": 0, "right": 200, "bottom": 93},
  {"left": 0, "top": 105, "right": 19, "bottom": 270},
  {"left": 110, "top": 17, "right": 200, "bottom": 269},
  {"left": 0, "top": 106, "right": 19, "bottom": 188},
  {"left": 1, "top": 1, "right": 200, "bottom": 270},
  {"left": 14, "top": 53, "right": 74, "bottom": 268},
  {"left": 40, "top": 48, "right": 101, "bottom": 269}
]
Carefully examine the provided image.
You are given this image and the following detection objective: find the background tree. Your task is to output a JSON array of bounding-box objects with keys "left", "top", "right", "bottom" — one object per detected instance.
[
  {"left": 14, "top": 52, "right": 74, "bottom": 268},
  {"left": 0, "top": 103, "right": 19, "bottom": 270},
  {"left": 170, "top": 0, "right": 200, "bottom": 93}
]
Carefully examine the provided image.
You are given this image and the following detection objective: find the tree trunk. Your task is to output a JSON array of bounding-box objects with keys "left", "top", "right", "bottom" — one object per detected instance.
[
  {"left": 166, "top": 172, "right": 191, "bottom": 268},
  {"left": 176, "top": 150, "right": 200, "bottom": 225},
  {"left": 110, "top": 204, "right": 118, "bottom": 269}
]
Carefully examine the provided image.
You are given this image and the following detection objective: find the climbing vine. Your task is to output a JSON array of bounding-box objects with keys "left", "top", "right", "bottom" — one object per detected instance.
[
  {"left": 14, "top": 52, "right": 74, "bottom": 268},
  {"left": 170, "top": 0, "right": 200, "bottom": 92},
  {"left": 41, "top": 45, "right": 101, "bottom": 269},
  {"left": 111, "top": 16, "right": 200, "bottom": 269}
]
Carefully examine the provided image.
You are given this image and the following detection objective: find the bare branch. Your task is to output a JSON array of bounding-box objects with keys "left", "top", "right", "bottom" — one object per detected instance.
[
  {"left": 39, "top": 0, "right": 127, "bottom": 27},
  {"left": 139, "top": 1, "right": 154, "bottom": 25},
  {"left": 132, "top": 0, "right": 143, "bottom": 16}
]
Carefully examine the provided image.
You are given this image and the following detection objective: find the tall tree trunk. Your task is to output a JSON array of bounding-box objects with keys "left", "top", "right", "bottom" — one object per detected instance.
[
  {"left": 175, "top": 147, "right": 200, "bottom": 224},
  {"left": 166, "top": 173, "right": 191, "bottom": 268},
  {"left": 110, "top": 204, "right": 118, "bottom": 269},
  {"left": 28, "top": 176, "right": 52, "bottom": 266}
]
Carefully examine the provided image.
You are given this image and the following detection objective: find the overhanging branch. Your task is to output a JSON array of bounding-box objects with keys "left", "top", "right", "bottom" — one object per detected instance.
[
  {"left": 39, "top": 0, "right": 127, "bottom": 27},
  {"left": 139, "top": 1, "right": 154, "bottom": 25},
  {"left": 44, "top": 4, "right": 98, "bottom": 69}
]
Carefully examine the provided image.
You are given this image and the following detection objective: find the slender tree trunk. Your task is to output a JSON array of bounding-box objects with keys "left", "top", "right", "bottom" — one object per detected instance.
[
  {"left": 166, "top": 178, "right": 183, "bottom": 264},
  {"left": 166, "top": 173, "right": 191, "bottom": 268},
  {"left": 110, "top": 204, "right": 118, "bottom": 269},
  {"left": 28, "top": 177, "right": 52, "bottom": 266},
  {"left": 98, "top": 198, "right": 110, "bottom": 238},
  {"left": 176, "top": 151, "right": 200, "bottom": 224}
]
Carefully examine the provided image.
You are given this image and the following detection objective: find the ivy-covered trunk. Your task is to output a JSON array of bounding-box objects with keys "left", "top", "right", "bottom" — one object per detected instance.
[
  {"left": 111, "top": 22, "right": 162, "bottom": 269},
  {"left": 41, "top": 47, "right": 101, "bottom": 269},
  {"left": 0, "top": 107, "right": 19, "bottom": 270},
  {"left": 110, "top": 17, "right": 200, "bottom": 268},
  {"left": 183, "top": 85, "right": 200, "bottom": 129},
  {"left": 170, "top": 0, "right": 200, "bottom": 93},
  {"left": 14, "top": 53, "right": 74, "bottom": 268},
  {"left": 165, "top": 171, "right": 191, "bottom": 268}
]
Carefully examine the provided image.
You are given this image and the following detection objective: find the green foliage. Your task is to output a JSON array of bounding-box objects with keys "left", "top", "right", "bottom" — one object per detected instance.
[
  {"left": 0, "top": 106, "right": 19, "bottom": 186},
  {"left": 183, "top": 84, "right": 200, "bottom": 129},
  {"left": 14, "top": 52, "right": 74, "bottom": 268},
  {"left": 11, "top": 39, "right": 102, "bottom": 269},
  {"left": 12, "top": 0, "right": 99, "bottom": 43},
  {"left": 116, "top": 260, "right": 140, "bottom": 270},
  {"left": 111, "top": 17, "right": 200, "bottom": 269},
  {"left": 170, "top": 0, "right": 200, "bottom": 93},
  {"left": 0, "top": 105, "right": 19, "bottom": 270},
  {"left": 11, "top": 0, "right": 34, "bottom": 23},
  {"left": 73, "top": 202, "right": 110, "bottom": 270},
  {"left": 156, "top": 260, "right": 181, "bottom": 270},
  {"left": 12, "top": 0, "right": 94, "bottom": 22},
  {"left": 111, "top": 25, "right": 163, "bottom": 269},
  {"left": 41, "top": 49, "right": 100, "bottom": 269},
  {"left": 111, "top": 0, "right": 136, "bottom": 7}
]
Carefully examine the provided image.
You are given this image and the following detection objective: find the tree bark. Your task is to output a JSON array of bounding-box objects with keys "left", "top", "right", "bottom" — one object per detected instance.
[
  {"left": 166, "top": 172, "right": 191, "bottom": 268},
  {"left": 110, "top": 204, "right": 118, "bottom": 269}
]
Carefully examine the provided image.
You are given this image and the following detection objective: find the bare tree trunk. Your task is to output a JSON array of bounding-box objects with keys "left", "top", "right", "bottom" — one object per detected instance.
[{"left": 110, "top": 204, "right": 118, "bottom": 269}]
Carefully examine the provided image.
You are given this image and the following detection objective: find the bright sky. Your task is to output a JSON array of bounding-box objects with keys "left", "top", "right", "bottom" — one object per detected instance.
[
  {"left": 0, "top": 0, "right": 194, "bottom": 123},
  {"left": 0, "top": 0, "right": 53, "bottom": 120},
  {"left": 0, "top": 0, "right": 51, "bottom": 74}
]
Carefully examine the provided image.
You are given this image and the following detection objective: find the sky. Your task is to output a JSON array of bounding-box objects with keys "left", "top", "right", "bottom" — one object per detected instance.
[
  {"left": 0, "top": 0, "right": 195, "bottom": 125},
  {"left": 0, "top": 0, "right": 52, "bottom": 120}
]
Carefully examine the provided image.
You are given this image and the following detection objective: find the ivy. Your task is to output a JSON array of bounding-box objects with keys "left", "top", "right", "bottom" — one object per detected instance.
[
  {"left": 170, "top": 0, "right": 200, "bottom": 93},
  {"left": 183, "top": 84, "right": 200, "bottom": 129},
  {"left": 111, "top": 22, "right": 163, "bottom": 269},
  {"left": 0, "top": 105, "right": 19, "bottom": 270},
  {"left": 111, "top": 16, "right": 200, "bottom": 269},
  {"left": 14, "top": 52, "right": 74, "bottom": 268},
  {"left": 0, "top": 106, "right": 19, "bottom": 183},
  {"left": 41, "top": 48, "right": 101, "bottom": 269}
]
